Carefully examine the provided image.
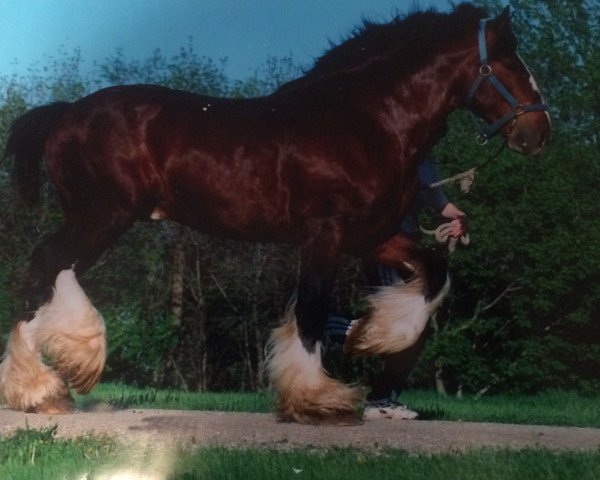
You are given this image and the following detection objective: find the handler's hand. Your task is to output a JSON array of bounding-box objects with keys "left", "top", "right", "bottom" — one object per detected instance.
[{"left": 449, "top": 215, "right": 468, "bottom": 238}]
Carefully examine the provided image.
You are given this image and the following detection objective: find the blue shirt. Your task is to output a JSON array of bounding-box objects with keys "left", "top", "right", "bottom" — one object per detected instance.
[{"left": 399, "top": 158, "right": 449, "bottom": 234}]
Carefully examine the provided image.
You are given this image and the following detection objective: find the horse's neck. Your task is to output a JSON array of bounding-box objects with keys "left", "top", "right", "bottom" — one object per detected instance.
[{"left": 368, "top": 50, "right": 473, "bottom": 155}]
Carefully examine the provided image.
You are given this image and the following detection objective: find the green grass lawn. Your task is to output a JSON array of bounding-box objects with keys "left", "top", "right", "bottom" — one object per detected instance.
[
  {"left": 401, "top": 390, "right": 600, "bottom": 428},
  {"left": 1, "top": 427, "right": 599, "bottom": 480},
  {"left": 75, "top": 383, "right": 600, "bottom": 428},
  {"left": 75, "top": 383, "right": 273, "bottom": 414}
]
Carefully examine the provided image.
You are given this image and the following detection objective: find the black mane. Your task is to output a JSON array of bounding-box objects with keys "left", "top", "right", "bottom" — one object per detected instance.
[{"left": 277, "top": 2, "right": 487, "bottom": 93}]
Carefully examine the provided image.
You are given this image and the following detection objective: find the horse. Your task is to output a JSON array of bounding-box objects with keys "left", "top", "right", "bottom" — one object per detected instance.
[{"left": 0, "top": 3, "right": 549, "bottom": 424}]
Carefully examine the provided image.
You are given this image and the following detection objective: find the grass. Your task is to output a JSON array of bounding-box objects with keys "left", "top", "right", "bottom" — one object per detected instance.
[
  {"left": 401, "top": 390, "right": 600, "bottom": 428},
  {"left": 75, "top": 383, "right": 274, "bottom": 413},
  {"left": 75, "top": 384, "right": 600, "bottom": 428},
  {"left": 1, "top": 427, "right": 599, "bottom": 480},
  {"left": 0, "top": 427, "right": 116, "bottom": 480}
]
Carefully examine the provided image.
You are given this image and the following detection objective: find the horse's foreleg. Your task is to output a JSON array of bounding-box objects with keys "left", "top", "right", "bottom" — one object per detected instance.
[
  {"left": 266, "top": 235, "right": 363, "bottom": 424},
  {"left": 345, "top": 234, "right": 449, "bottom": 357}
]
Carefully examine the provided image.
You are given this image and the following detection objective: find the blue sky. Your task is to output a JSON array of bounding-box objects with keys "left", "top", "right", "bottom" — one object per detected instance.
[{"left": 0, "top": 0, "right": 451, "bottom": 82}]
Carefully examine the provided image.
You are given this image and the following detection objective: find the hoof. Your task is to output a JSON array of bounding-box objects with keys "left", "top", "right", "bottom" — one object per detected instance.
[
  {"left": 25, "top": 392, "right": 75, "bottom": 414},
  {"left": 0, "top": 320, "right": 72, "bottom": 413},
  {"left": 313, "top": 411, "right": 364, "bottom": 426},
  {"left": 275, "top": 380, "right": 365, "bottom": 425},
  {"left": 277, "top": 407, "right": 363, "bottom": 426}
]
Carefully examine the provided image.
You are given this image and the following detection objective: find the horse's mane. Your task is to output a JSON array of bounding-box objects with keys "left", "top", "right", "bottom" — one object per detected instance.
[{"left": 277, "top": 3, "right": 487, "bottom": 93}]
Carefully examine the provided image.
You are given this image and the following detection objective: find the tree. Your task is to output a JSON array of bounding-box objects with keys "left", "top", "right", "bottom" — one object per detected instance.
[{"left": 410, "top": 0, "right": 600, "bottom": 395}]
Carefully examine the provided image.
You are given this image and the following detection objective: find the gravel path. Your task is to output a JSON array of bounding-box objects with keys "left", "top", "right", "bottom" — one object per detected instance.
[{"left": 1, "top": 406, "right": 599, "bottom": 453}]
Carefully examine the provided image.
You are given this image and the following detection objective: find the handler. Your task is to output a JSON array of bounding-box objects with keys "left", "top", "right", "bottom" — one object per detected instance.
[{"left": 325, "top": 157, "right": 468, "bottom": 420}]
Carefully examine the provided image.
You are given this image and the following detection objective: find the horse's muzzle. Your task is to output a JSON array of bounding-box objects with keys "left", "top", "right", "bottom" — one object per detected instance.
[{"left": 507, "top": 113, "right": 551, "bottom": 156}]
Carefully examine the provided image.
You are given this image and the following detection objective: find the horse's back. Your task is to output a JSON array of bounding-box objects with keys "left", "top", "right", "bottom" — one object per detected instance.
[
  {"left": 42, "top": 85, "right": 308, "bottom": 239},
  {"left": 43, "top": 84, "right": 403, "bottom": 246}
]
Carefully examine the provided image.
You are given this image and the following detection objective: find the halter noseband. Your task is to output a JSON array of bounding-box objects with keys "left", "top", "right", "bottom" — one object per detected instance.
[{"left": 467, "top": 19, "right": 548, "bottom": 145}]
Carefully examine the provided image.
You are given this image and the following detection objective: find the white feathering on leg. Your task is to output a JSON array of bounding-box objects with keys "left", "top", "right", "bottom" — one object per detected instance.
[
  {"left": 33, "top": 269, "right": 107, "bottom": 393},
  {"left": 346, "top": 275, "right": 450, "bottom": 356},
  {"left": 266, "top": 304, "right": 363, "bottom": 423},
  {"left": 0, "top": 320, "right": 68, "bottom": 411}
]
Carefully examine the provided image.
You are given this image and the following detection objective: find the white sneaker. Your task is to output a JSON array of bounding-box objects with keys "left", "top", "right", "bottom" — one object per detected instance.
[{"left": 363, "top": 402, "right": 419, "bottom": 420}]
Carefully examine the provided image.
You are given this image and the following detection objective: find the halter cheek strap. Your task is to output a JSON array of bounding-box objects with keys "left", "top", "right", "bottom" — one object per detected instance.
[{"left": 467, "top": 19, "right": 548, "bottom": 144}]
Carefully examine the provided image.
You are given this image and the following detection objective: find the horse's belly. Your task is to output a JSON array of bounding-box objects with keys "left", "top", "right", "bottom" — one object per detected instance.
[{"left": 154, "top": 193, "right": 300, "bottom": 244}]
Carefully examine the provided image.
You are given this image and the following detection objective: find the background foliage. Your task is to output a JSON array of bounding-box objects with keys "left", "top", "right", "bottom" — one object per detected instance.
[{"left": 0, "top": 0, "right": 598, "bottom": 395}]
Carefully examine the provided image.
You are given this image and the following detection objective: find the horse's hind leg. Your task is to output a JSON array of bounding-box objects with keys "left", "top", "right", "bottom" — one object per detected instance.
[
  {"left": 0, "top": 215, "right": 133, "bottom": 413},
  {"left": 266, "top": 231, "right": 363, "bottom": 424},
  {"left": 345, "top": 233, "right": 449, "bottom": 357}
]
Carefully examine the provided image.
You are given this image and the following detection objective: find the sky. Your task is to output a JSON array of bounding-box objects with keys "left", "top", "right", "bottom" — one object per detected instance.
[{"left": 0, "top": 0, "right": 450, "bottom": 82}]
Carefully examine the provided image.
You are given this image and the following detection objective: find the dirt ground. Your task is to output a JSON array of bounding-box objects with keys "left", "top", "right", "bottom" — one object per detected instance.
[{"left": 1, "top": 405, "right": 599, "bottom": 453}]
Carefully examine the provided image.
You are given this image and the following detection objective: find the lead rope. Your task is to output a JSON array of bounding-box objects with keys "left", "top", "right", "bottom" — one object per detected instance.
[
  {"left": 420, "top": 141, "right": 507, "bottom": 251},
  {"left": 428, "top": 167, "right": 478, "bottom": 193},
  {"left": 420, "top": 223, "right": 470, "bottom": 252}
]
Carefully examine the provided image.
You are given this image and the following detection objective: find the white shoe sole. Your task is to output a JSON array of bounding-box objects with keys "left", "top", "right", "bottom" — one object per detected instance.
[{"left": 363, "top": 405, "right": 419, "bottom": 420}]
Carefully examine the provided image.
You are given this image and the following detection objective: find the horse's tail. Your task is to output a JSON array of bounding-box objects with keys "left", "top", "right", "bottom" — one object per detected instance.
[{"left": 5, "top": 102, "right": 72, "bottom": 205}]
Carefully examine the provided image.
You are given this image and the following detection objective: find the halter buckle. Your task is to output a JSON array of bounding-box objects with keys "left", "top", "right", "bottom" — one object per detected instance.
[
  {"left": 475, "top": 133, "right": 488, "bottom": 145},
  {"left": 479, "top": 64, "right": 492, "bottom": 77},
  {"left": 514, "top": 105, "right": 526, "bottom": 116}
]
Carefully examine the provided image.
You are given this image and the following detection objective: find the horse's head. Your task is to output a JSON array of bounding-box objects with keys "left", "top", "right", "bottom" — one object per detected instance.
[{"left": 465, "top": 6, "right": 550, "bottom": 155}]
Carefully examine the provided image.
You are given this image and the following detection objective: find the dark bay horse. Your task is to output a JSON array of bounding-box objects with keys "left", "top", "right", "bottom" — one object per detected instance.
[{"left": 0, "top": 4, "right": 549, "bottom": 423}]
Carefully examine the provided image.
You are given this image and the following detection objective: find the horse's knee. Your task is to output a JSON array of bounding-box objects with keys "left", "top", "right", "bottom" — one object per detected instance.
[{"left": 374, "top": 233, "right": 449, "bottom": 302}]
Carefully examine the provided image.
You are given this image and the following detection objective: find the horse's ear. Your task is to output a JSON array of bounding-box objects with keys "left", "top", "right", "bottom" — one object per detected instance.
[
  {"left": 487, "top": 4, "right": 516, "bottom": 52},
  {"left": 491, "top": 5, "right": 512, "bottom": 35}
]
